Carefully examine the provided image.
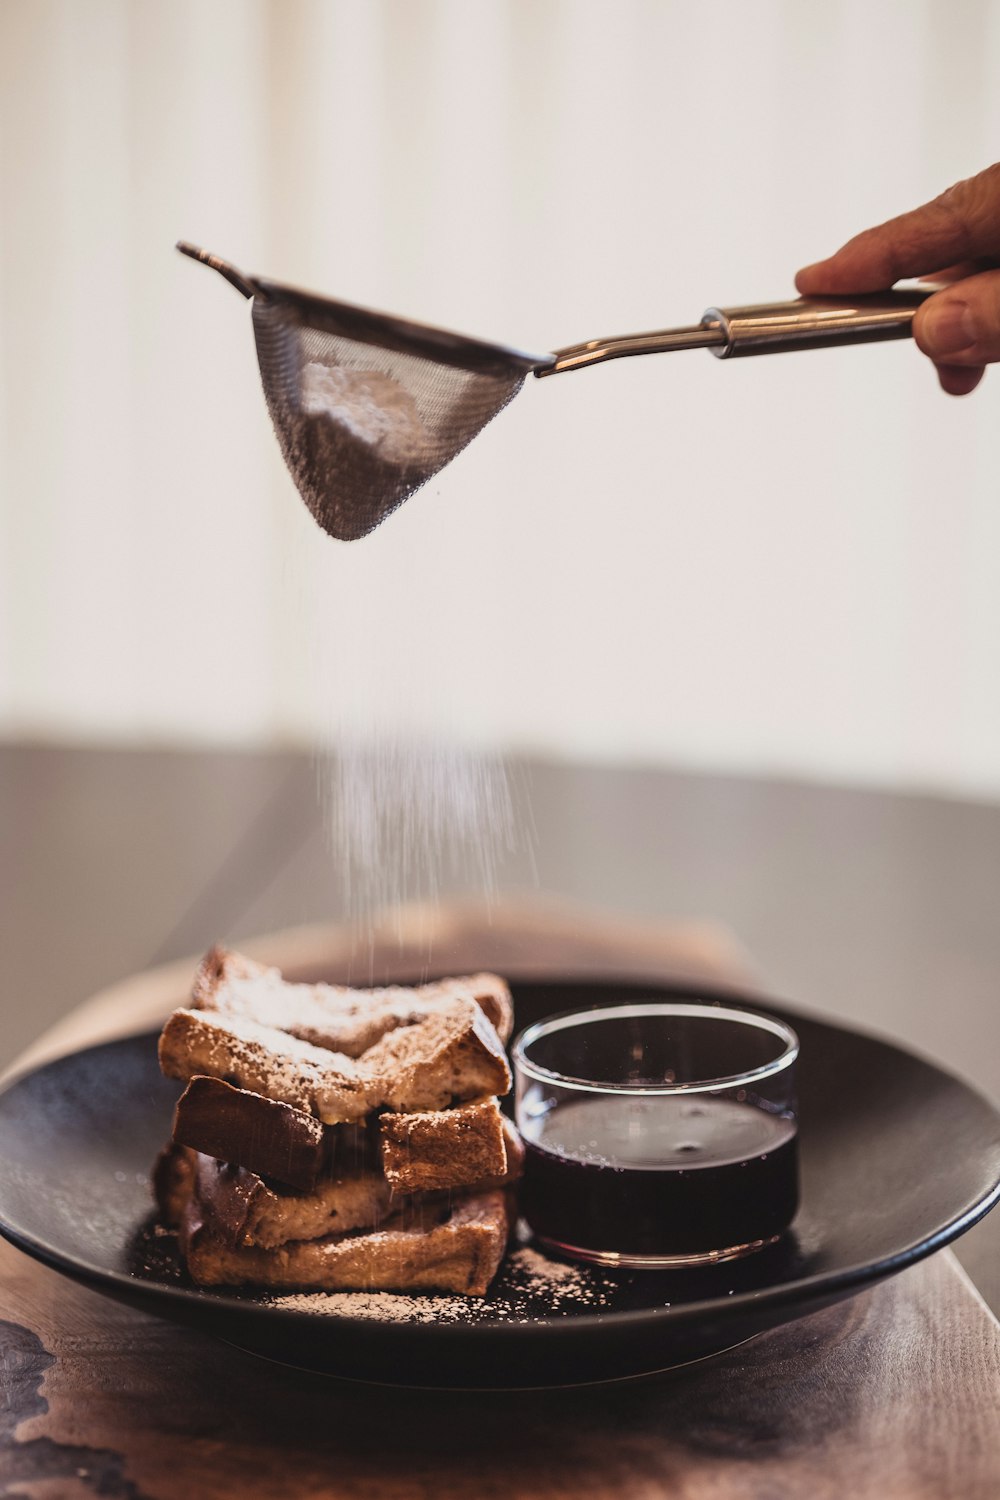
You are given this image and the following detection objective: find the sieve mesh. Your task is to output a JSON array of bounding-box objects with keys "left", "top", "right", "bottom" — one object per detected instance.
[{"left": 252, "top": 296, "right": 528, "bottom": 541}]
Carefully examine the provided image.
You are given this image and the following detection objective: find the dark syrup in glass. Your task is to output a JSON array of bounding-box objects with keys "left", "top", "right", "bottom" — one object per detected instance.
[{"left": 520, "top": 1094, "right": 798, "bottom": 1258}]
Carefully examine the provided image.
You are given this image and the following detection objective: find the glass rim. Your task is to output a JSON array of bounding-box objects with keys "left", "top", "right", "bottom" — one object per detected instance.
[{"left": 512, "top": 1001, "right": 799, "bottom": 1096}]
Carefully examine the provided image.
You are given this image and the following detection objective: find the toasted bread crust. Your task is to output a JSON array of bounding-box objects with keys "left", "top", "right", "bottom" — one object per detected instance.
[
  {"left": 152, "top": 1143, "right": 196, "bottom": 1228},
  {"left": 500, "top": 1114, "right": 525, "bottom": 1182},
  {"left": 171, "top": 1076, "right": 331, "bottom": 1192},
  {"left": 180, "top": 1189, "right": 512, "bottom": 1295}
]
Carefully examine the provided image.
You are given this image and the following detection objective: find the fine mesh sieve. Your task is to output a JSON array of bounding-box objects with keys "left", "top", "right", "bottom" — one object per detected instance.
[
  {"left": 178, "top": 243, "right": 548, "bottom": 541},
  {"left": 179, "top": 243, "right": 936, "bottom": 542}
]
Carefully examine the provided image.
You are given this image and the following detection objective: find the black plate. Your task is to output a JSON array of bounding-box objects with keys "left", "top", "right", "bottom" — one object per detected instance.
[{"left": 1, "top": 979, "right": 998, "bottom": 1389}]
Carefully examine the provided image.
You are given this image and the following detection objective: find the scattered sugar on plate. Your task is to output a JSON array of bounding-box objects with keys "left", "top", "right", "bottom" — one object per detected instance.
[
  {"left": 263, "top": 1244, "right": 616, "bottom": 1323},
  {"left": 264, "top": 1290, "right": 472, "bottom": 1323},
  {"left": 505, "top": 1245, "right": 607, "bottom": 1311}
]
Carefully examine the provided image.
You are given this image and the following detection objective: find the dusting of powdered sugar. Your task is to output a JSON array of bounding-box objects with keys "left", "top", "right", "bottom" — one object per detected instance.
[
  {"left": 301, "top": 363, "right": 430, "bottom": 466},
  {"left": 262, "top": 1243, "right": 617, "bottom": 1323},
  {"left": 273, "top": 365, "right": 538, "bottom": 945},
  {"left": 320, "top": 734, "right": 524, "bottom": 935}
]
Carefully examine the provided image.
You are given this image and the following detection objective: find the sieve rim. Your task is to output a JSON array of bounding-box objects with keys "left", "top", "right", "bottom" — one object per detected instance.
[{"left": 252, "top": 277, "right": 554, "bottom": 378}]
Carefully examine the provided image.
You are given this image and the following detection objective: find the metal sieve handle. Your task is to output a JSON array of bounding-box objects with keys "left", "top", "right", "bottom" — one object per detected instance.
[
  {"left": 175, "top": 242, "right": 260, "bottom": 301},
  {"left": 704, "top": 287, "right": 937, "bottom": 359},
  {"left": 540, "top": 286, "right": 939, "bottom": 376}
]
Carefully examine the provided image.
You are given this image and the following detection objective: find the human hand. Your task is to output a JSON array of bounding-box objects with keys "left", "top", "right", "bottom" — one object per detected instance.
[{"left": 796, "top": 163, "right": 1000, "bottom": 395}]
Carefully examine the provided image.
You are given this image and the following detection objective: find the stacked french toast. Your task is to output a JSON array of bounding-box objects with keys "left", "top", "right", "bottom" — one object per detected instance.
[{"left": 154, "top": 948, "right": 521, "bottom": 1296}]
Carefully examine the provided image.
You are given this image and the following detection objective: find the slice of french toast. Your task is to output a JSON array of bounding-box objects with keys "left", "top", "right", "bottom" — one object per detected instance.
[
  {"left": 159, "top": 1146, "right": 392, "bottom": 1248},
  {"left": 158, "top": 1008, "right": 372, "bottom": 1124},
  {"left": 193, "top": 946, "right": 514, "bottom": 1048},
  {"left": 157, "top": 1132, "right": 522, "bottom": 1251},
  {"left": 177, "top": 1186, "right": 513, "bottom": 1296},
  {"left": 160, "top": 991, "right": 510, "bottom": 1122},
  {"left": 378, "top": 1098, "right": 517, "bottom": 1195}
]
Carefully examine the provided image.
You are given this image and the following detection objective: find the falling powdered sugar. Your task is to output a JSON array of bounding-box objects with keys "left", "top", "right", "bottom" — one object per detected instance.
[
  {"left": 320, "top": 734, "right": 523, "bottom": 936},
  {"left": 275, "top": 346, "right": 537, "bottom": 947}
]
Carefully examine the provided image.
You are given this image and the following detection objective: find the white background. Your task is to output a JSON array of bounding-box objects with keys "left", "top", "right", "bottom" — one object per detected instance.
[{"left": 3, "top": 0, "right": 1000, "bottom": 796}]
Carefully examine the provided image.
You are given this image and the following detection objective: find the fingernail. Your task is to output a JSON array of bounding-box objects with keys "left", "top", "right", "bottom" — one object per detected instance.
[{"left": 922, "top": 299, "right": 977, "bottom": 356}]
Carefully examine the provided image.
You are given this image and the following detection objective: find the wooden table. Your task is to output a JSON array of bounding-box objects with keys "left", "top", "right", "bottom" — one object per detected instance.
[{"left": 2, "top": 744, "right": 1000, "bottom": 1497}]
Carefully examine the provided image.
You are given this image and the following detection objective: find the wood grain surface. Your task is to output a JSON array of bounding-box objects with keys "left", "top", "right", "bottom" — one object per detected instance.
[
  {"left": 2, "top": 903, "right": 999, "bottom": 1499},
  {"left": 1, "top": 1238, "right": 998, "bottom": 1500}
]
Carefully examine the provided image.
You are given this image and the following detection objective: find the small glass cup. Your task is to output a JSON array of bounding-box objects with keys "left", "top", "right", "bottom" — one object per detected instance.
[{"left": 513, "top": 1002, "right": 799, "bottom": 1268}]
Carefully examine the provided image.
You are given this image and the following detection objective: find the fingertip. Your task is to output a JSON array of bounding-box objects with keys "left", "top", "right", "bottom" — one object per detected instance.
[
  {"left": 936, "top": 362, "right": 985, "bottom": 396},
  {"left": 794, "top": 247, "right": 884, "bottom": 296},
  {"left": 794, "top": 262, "right": 827, "bottom": 294}
]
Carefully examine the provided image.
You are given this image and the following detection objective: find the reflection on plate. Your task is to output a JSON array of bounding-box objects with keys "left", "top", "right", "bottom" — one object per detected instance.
[{"left": 1, "top": 979, "right": 998, "bottom": 1388}]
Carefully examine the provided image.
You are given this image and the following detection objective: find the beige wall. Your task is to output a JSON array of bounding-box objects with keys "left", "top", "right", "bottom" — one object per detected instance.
[{"left": 3, "top": 0, "right": 1000, "bottom": 795}]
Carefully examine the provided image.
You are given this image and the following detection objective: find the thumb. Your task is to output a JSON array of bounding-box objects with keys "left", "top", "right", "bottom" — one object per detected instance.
[{"left": 914, "top": 269, "right": 1000, "bottom": 366}]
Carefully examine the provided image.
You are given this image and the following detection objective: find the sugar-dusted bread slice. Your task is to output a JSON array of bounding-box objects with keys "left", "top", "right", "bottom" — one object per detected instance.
[
  {"left": 160, "top": 996, "right": 510, "bottom": 1122},
  {"left": 171, "top": 1076, "right": 372, "bottom": 1193},
  {"left": 158, "top": 1009, "right": 373, "bottom": 1124},
  {"left": 179, "top": 1188, "right": 512, "bottom": 1296},
  {"left": 193, "top": 946, "right": 514, "bottom": 1049},
  {"left": 379, "top": 1097, "right": 508, "bottom": 1195},
  {"left": 360, "top": 1001, "right": 511, "bottom": 1112}
]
